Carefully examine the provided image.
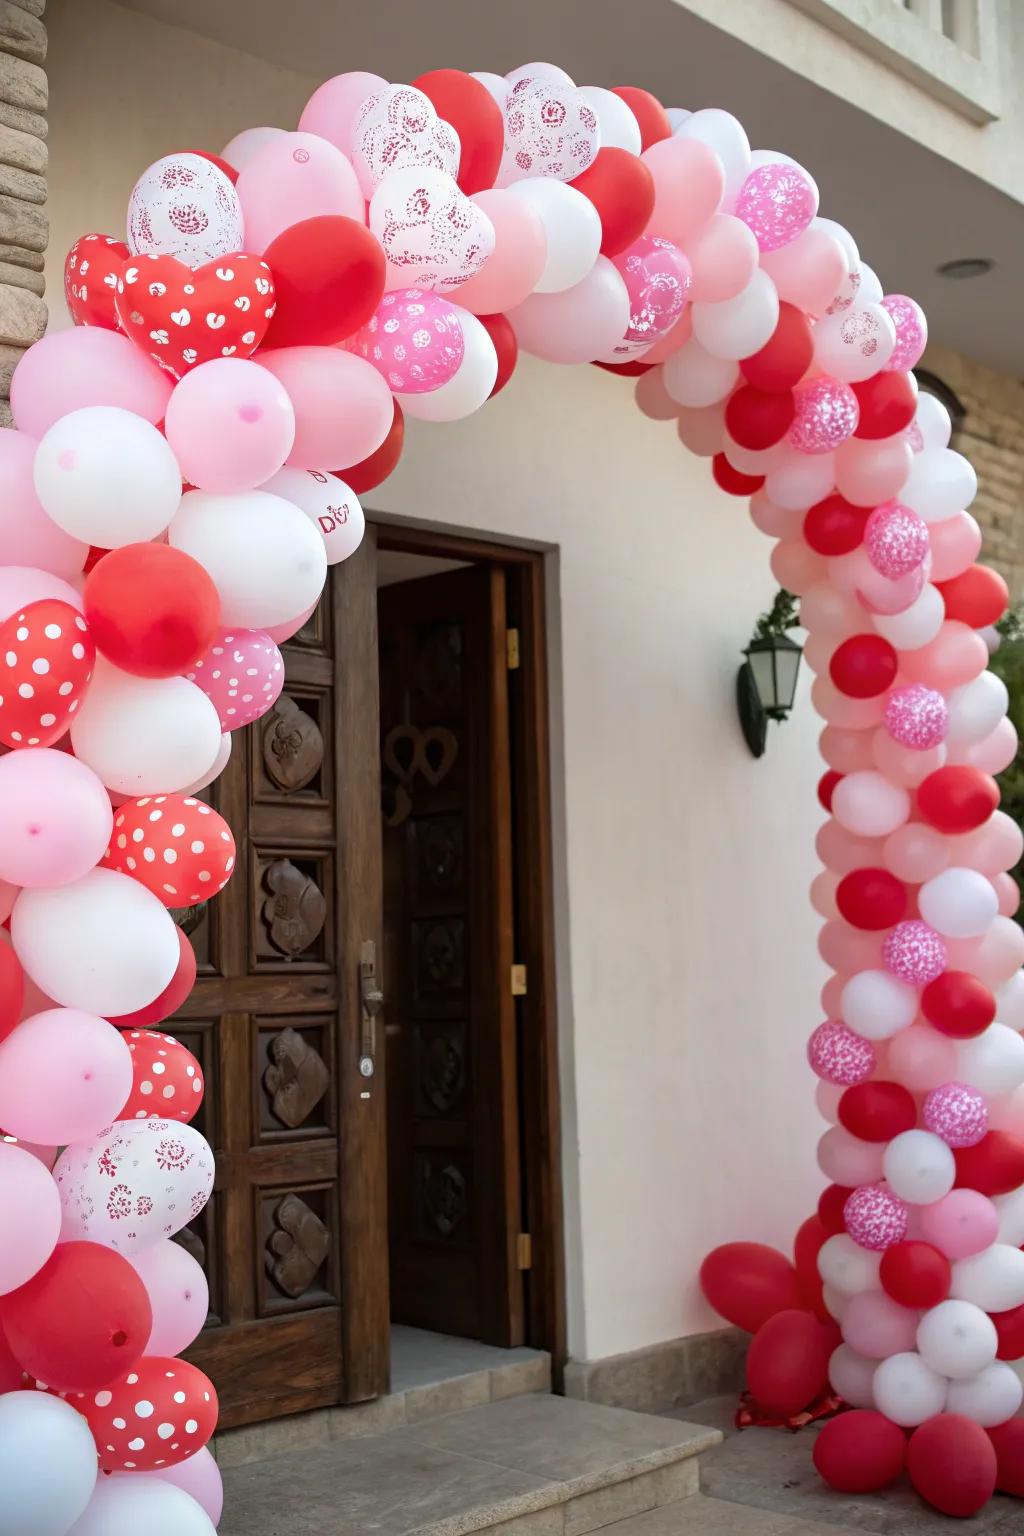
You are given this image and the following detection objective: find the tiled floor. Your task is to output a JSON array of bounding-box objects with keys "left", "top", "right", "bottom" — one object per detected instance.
[{"left": 390, "top": 1326, "right": 547, "bottom": 1393}]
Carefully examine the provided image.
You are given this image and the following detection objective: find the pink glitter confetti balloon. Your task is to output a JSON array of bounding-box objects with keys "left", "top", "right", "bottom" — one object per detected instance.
[
  {"left": 884, "top": 684, "right": 948, "bottom": 750},
  {"left": 881, "top": 294, "right": 928, "bottom": 373},
  {"left": 882, "top": 920, "right": 948, "bottom": 986},
  {"left": 788, "top": 377, "right": 859, "bottom": 454},
  {"left": 186, "top": 628, "right": 284, "bottom": 731},
  {"left": 864, "top": 501, "right": 930, "bottom": 579},
  {"left": 922, "top": 1081, "right": 988, "bottom": 1148},
  {"left": 735, "top": 162, "right": 818, "bottom": 253},
  {"left": 608, "top": 236, "right": 691, "bottom": 359},
  {"left": 844, "top": 1182, "right": 908, "bottom": 1252},
  {"left": 349, "top": 288, "right": 464, "bottom": 394},
  {"left": 807, "top": 1020, "right": 877, "bottom": 1086}
]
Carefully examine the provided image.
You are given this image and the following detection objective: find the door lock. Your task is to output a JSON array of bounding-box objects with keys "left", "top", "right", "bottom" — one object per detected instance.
[{"left": 359, "top": 939, "right": 384, "bottom": 1081}]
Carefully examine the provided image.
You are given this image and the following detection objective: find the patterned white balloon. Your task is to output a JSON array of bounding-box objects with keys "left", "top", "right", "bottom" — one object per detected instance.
[
  {"left": 497, "top": 77, "right": 599, "bottom": 186},
  {"left": 351, "top": 85, "right": 460, "bottom": 198},
  {"left": 369, "top": 166, "right": 495, "bottom": 292},
  {"left": 127, "top": 153, "right": 244, "bottom": 267},
  {"left": 54, "top": 1118, "right": 214, "bottom": 1254}
]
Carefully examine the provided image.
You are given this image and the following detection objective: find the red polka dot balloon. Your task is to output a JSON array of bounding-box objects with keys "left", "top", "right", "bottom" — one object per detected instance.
[
  {"left": 118, "top": 1030, "right": 204, "bottom": 1124},
  {"left": 101, "top": 794, "right": 235, "bottom": 907},
  {"left": 0, "top": 600, "right": 95, "bottom": 748},
  {"left": 71, "top": 1354, "right": 218, "bottom": 1471}
]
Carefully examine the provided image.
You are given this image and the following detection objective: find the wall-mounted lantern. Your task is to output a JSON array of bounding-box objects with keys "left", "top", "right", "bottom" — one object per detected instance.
[{"left": 737, "top": 590, "right": 803, "bottom": 758}]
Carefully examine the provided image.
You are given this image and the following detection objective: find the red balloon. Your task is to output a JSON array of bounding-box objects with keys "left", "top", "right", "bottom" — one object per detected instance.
[
  {"left": 794, "top": 1215, "right": 829, "bottom": 1319},
  {"left": 340, "top": 399, "right": 404, "bottom": 495},
  {"left": 412, "top": 69, "right": 504, "bottom": 194},
  {"left": 922, "top": 970, "right": 996, "bottom": 1039},
  {"left": 988, "top": 1418, "right": 1024, "bottom": 1495},
  {"left": 115, "top": 252, "right": 274, "bottom": 375},
  {"left": 746, "top": 1309, "right": 832, "bottom": 1416},
  {"left": 830, "top": 634, "right": 899, "bottom": 699},
  {"left": 836, "top": 868, "right": 907, "bottom": 930},
  {"left": 0, "top": 1325, "right": 21, "bottom": 1392},
  {"left": 64, "top": 233, "right": 129, "bottom": 331},
  {"left": 84, "top": 545, "right": 219, "bottom": 678},
  {"left": 937, "top": 564, "right": 1009, "bottom": 629},
  {"left": 990, "top": 1301, "right": 1024, "bottom": 1361},
  {"left": 102, "top": 793, "right": 235, "bottom": 907},
  {"left": 70, "top": 1354, "right": 218, "bottom": 1472},
  {"left": 852, "top": 371, "right": 918, "bottom": 439},
  {"left": 917, "top": 765, "right": 1000, "bottom": 833},
  {"left": 611, "top": 87, "right": 671, "bottom": 149},
  {"left": 908, "top": 1414, "right": 996, "bottom": 1517},
  {"left": 569, "top": 148, "right": 655, "bottom": 257},
  {"left": 118, "top": 1029, "right": 204, "bottom": 1124},
  {"left": 712, "top": 455, "right": 764, "bottom": 497},
  {"left": 477, "top": 312, "right": 518, "bottom": 396},
  {"left": 0, "top": 599, "right": 96, "bottom": 748},
  {"left": 700, "top": 1242, "right": 803, "bottom": 1333},
  {"left": 176, "top": 148, "right": 238, "bottom": 184},
  {"left": 0, "top": 932, "right": 24, "bottom": 1042},
  {"left": 84, "top": 545, "right": 109, "bottom": 575},
  {"left": 0, "top": 1242, "right": 152, "bottom": 1392},
  {"left": 725, "top": 386, "right": 795, "bottom": 451},
  {"left": 804, "top": 495, "right": 870, "bottom": 557},
  {"left": 880, "top": 1240, "right": 951, "bottom": 1307},
  {"left": 739, "top": 303, "right": 814, "bottom": 393},
  {"left": 592, "top": 359, "right": 653, "bottom": 377},
  {"left": 814, "top": 1409, "right": 906, "bottom": 1493},
  {"left": 107, "top": 926, "right": 196, "bottom": 1031},
  {"left": 955, "top": 1131, "right": 1024, "bottom": 1196},
  {"left": 840, "top": 1081, "right": 917, "bottom": 1143},
  {"left": 262, "top": 215, "right": 386, "bottom": 349},
  {"left": 818, "top": 1184, "right": 854, "bottom": 1234},
  {"left": 818, "top": 770, "right": 843, "bottom": 812}
]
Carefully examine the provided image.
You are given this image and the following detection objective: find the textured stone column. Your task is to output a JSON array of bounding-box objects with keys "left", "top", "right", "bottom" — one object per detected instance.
[{"left": 0, "top": 0, "right": 46, "bottom": 427}]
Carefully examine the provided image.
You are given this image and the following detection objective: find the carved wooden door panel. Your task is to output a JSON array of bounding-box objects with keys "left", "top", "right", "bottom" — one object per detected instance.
[
  {"left": 174, "top": 534, "right": 388, "bottom": 1428},
  {"left": 379, "top": 565, "right": 524, "bottom": 1346}
]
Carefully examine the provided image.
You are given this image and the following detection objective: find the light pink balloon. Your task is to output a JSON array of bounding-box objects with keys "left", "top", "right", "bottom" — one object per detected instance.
[
  {"left": 948, "top": 716, "right": 1018, "bottom": 774},
  {"left": 640, "top": 307, "right": 693, "bottom": 365},
  {"left": 888, "top": 1024, "right": 958, "bottom": 1092},
  {"left": 900, "top": 622, "right": 989, "bottom": 690},
  {"left": 118, "top": 1448, "right": 223, "bottom": 1525},
  {"left": 801, "top": 582, "right": 864, "bottom": 637},
  {"left": 508, "top": 257, "right": 630, "bottom": 365},
  {"left": 642, "top": 136, "right": 724, "bottom": 246},
  {"left": 811, "top": 870, "right": 840, "bottom": 918},
  {"left": 0, "top": 1008, "right": 132, "bottom": 1144},
  {"left": 685, "top": 214, "right": 758, "bottom": 304},
  {"left": 165, "top": 358, "right": 296, "bottom": 493},
  {"left": 236, "top": 131, "right": 364, "bottom": 252},
  {"left": 920, "top": 1189, "right": 998, "bottom": 1260},
  {"left": 820, "top": 726, "right": 875, "bottom": 773},
  {"left": 817, "top": 1125, "right": 885, "bottom": 1185},
  {"left": 0, "top": 750, "right": 112, "bottom": 889},
  {"left": 821, "top": 974, "right": 847, "bottom": 1018},
  {"left": 633, "top": 368, "right": 679, "bottom": 421},
  {"left": 0, "top": 1140, "right": 61, "bottom": 1294},
  {"left": 769, "top": 538, "right": 825, "bottom": 594},
  {"left": 883, "top": 822, "right": 951, "bottom": 883},
  {"left": 264, "top": 601, "right": 318, "bottom": 644},
  {"left": 872, "top": 729, "right": 946, "bottom": 789},
  {"left": 750, "top": 491, "right": 805, "bottom": 539},
  {"left": 299, "top": 70, "right": 388, "bottom": 152},
  {"left": 760, "top": 225, "right": 848, "bottom": 315},
  {"left": 812, "top": 676, "right": 888, "bottom": 731},
  {"left": 928, "top": 511, "right": 982, "bottom": 581},
  {"left": 447, "top": 190, "right": 547, "bottom": 314},
  {"left": 0, "top": 566, "right": 84, "bottom": 624},
  {"left": 130, "top": 1238, "right": 209, "bottom": 1356},
  {"left": 816, "top": 818, "right": 884, "bottom": 875},
  {"left": 994, "top": 873, "right": 1020, "bottom": 918},
  {"left": 186, "top": 628, "right": 284, "bottom": 730},
  {"left": 948, "top": 917, "right": 1024, "bottom": 988},
  {"left": 834, "top": 433, "right": 913, "bottom": 506},
  {"left": 259, "top": 348, "right": 393, "bottom": 470},
  {"left": 819, "top": 921, "right": 883, "bottom": 974},
  {"left": 802, "top": 634, "right": 834, "bottom": 676},
  {"left": 842, "top": 1291, "right": 918, "bottom": 1359},
  {"left": 11, "top": 329, "right": 172, "bottom": 439},
  {"left": 0, "top": 430, "right": 86, "bottom": 580},
  {"left": 948, "top": 813, "right": 1024, "bottom": 877},
  {"left": 220, "top": 125, "right": 286, "bottom": 171},
  {"left": 675, "top": 401, "right": 725, "bottom": 456}
]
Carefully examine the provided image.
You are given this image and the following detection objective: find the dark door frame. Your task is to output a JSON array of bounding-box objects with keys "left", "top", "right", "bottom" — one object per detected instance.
[{"left": 374, "top": 520, "right": 566, "bottom": 1377}]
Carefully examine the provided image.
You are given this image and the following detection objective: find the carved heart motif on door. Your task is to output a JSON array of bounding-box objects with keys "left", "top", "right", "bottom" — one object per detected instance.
[{"left": 382, "top": 723, "right": 458, "bottom": 786}]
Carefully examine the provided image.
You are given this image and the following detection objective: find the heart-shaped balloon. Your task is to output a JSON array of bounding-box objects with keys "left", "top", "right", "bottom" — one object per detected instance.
[
  {"left": 0, "top": 599, "right": 95, "bottom": 748},
  {"left": 352, "top": 84, "right": 461, "bottom": 198},
  {"left": 115, "top": 252, "right": 276, "bottom": 378},
  {"left": 369, "top": 165, "right": 495, "bottom": 292},
  {"left": 498, "top": 76, "right": 600, "bottom": 185},
  {"left": 54, "top": 1118, "right": 214, "bottom": 1254},
  {"left": 64, "top": 233, "right": 129, "bottom": 330}
]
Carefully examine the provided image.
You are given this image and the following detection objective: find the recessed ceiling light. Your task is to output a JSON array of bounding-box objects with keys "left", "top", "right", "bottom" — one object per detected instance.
[{"left": 937, "top": 257, "right": 994, "bottom": 280}]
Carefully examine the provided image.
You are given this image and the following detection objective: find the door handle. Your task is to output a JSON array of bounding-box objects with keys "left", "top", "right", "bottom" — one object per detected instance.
[{"left": 359, "top": 939, "right": 383, "bottom": 1081}]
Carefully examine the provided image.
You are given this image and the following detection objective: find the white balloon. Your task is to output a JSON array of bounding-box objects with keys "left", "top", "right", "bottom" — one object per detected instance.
[
  {"left": 508, "top": 257, "right": 630, "bottom": 365},
  {"left": 220, "top": 125, "right": 286, "bottom": 171},
  {"left": 915, "top": 392, "right": 953, "bottom": 450},
  {"left": 832, "top": 771, "right": 911, "bottom": 838},
  {"left": 71, "top": 657, "right": 222, "bottom": 796},
  {"left": 261, "top": 467, "right": 364, "bottom": 565},
  {"left": 577, "top": 86, "right": 641, "bottom": 154},
  {"left": 919, "top": 866, "right": 999, "bottom": 939},
  {"left": 399, "top": 311, "right": 497, "bottom": 422},
  {"left": 829, "top": 1343, "right": 876, "bottom": 1407},
  {"left": 370, "top": 166, "right": 495, "bottom": 293},
  {"left": 12, "top": 868, "right": 179, "bottom": 1016},
  {"left": 691, "top": 269, "right": 779, "bottom": 361},
  {"left": 351, "top": 84, "right": 460, "bottom": 198},
  {"left": 947, "top": 1361, "right": 1023, "bottom": 1426},
  {"left": 505, "top": 179, "right": 601, "bottom": 293},
  {"left": 470, "top": 71, "right": 509, "bottom": 109},
  {"left": 822, "top": 1284, "right": 849, "bottom": 1321},
  {"left": 959, "top": 1025, "right": 1024, "bottom": 1095},
  {"left": 813, "top": 217, "right": 859, "bottom": 271},
  {"left": 872, "top": 1352, "right": 948, "bottom": 1427},
  {"left": 127, "top": 153, "right": 243, "bottom": 266},
  {"left": 0, "top": 1391, "right": 98, "bottom": 1536},
  {"left": 951, "top": 1244, "right": 1024, "bottom": 1313},
  {"left": 764, "top": 448, "right": 836, "bottom": 512},
  {"left": 994, "top": 1185, "right": 1024, "bottom": 1246},
  {"left": 666, "top": 107, "right": 692, "bottom": 132},
  {"left": 181, "top": 730, "right": 231, "bottom": 797},
  {"left": 856, "top": 264, "right": 885, "bottom": 305},
  {"left": 812, "top": 303, "right": 896, "bottom": 382},
  {"left": 34, "top": 407, "right": 181, "bottom": 549},
  {"left": 946, "top": 673, "right": 1009, "bottom": 747},
  {"left": 817, "top": 1233, "right": 881, "bottom": 1296},
  {"left": 505, "top": 61, "right": 576, "bottom": 88},
  {"left": 66, "top": 1477, "right": 216, "bottom": 1536},
  {"left": 901, "top": 448, "right": 978, "bottom": 523},
  {"left": 918, "top": 1298, "right": 997, "bottom": 1379},
  {"left": 872, "top": 584, "right": 945, "bottom": 651},
  {"left": 169, "top": 489, "right": 327, "bottom": 628},
  {"left": 997, "top": 971, "right": 1024, "bottom": 1031},
  {"left": 677, "top": 108, "right": 750, "bottom": 200},
  {"left": 662, "top": 338, "right": 738, "bottom": 408},
  {"left": 883, "top": 1128, "right": 956, "bottom": 1202}
]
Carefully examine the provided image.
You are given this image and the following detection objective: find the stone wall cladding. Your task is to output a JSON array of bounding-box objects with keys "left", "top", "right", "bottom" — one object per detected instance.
[{"left": 0, "top": 0, "right": 45, "bottom": 427}]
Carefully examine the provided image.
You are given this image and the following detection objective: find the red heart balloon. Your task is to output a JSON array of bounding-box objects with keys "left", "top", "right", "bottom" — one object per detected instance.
[
  {"left": 0, "top": 599, "right": 95, "bottom": 748},
  {"left": 115, "top": 251, "right": 276, "bottom": 378},
  {"left": 64, "top": 233, "right": 129, "bottom": 330}
]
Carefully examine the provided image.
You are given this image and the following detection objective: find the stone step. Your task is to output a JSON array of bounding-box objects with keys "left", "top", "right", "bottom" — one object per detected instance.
[
  {"left": 592, "top": 1497, "right": 861, "bottom": 1536},
  {"left": 218, "top": 1393, "right": 721, "bottom": 1536}
]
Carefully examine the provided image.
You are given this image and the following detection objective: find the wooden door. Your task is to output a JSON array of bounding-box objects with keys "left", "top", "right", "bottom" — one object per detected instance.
[
  {"left": 174, "top": 533, "right": 388, "bottom": 1428},
  {"left": 379, "top": 565, "right": 524, "bottom": 1346}
]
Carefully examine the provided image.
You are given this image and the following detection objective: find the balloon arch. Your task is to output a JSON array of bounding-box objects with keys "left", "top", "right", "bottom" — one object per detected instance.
[{"left": 0, "top": 57, "right": 1020, "bottom": 1534}]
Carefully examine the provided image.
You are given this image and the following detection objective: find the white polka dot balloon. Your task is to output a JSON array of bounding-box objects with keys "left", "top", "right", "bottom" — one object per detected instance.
[
  {"left": 101, "top": 794, "right": 235, "bottom": 908},
  {"left": 119, "top": 1030, "right": 205, "bottom": 1124},
  {"left": 185, "top": 628, "right": 285, "bottom": 730}
]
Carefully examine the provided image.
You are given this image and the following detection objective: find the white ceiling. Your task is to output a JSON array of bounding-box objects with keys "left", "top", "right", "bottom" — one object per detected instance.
[{"left": 115, "top": 0, "right": 1023, "bottom": 376}]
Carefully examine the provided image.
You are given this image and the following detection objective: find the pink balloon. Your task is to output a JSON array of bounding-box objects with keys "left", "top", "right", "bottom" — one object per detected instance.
[
  {"left": 633, "top": 368, "right": 679, "bottom": 421},
  {"left": 750, "top": 492, "right": 805, "bottom": 540},
  {"left": 448, "top": 189, "right": 547, "bottom": 314},
  {"left": 770, "top": 538, "right": 825, "bottom": 594},
  {"left": 883, "top": 823, "right": 951, "bottom": 884},
  {"left": 948, "top": 716, "right": 1018, "bottom": 774},
  {"left": 11, "top": 329, "right": 172, "bottom": 438},
  {"left": 811, "top": 870, "right": 840, "bottom": 919},
  {"left": 887, "top": 1024, "right": 959, "bottom": 1092},
  {"left": 948, "top": 917, "right": 1024, "bottom": 988},
  {"left": 686, "top": 214, "right": 758, "bottom": 304},
  {"left": 130, "top": 1238, "right": 209, "bottom": 1356},
  {"left": 0, "top": 878, "right": 17, "bottom": 923},
  {"left": 900, "top": 622, "right": 990, "bottom": 690},
  {"left": 235, "top": 131, "right": 364, "bottom": 252},
  {"left": 818, "top": 1125, "right": 885, "bottom": 1186},
  {"left": 509, "top": 257, "right": 630, "bottom": 365},
  {"left": 919, "top": 1189, "right": 998, "bottom": 1260},
  {"left": 119, "top": 1447, "right": 224, "bottom": 1524},
  {"left": 872, "top": 730, "right": 945, "bottom": 789},
  {"left": 834, "top": 433, "right": 913, "bottom": 506},
  {"left": 760, "top": 225, "right": 847, "bottom": 315},
  {"left": 801, "top": 582, "right": 864, "bottom": 637},
  {"left": 816, "top": 818, "right": 883, "bottom": 875},
  {"left": 881, "top": 294, "right": 928, "bottom": 373},
  {"left": 220, "top": 125, "right": 286, "bottom": 172},
  {"left": 948, "top": 813, "right": 1024, "bottom": 877},
  {"left": 675, "top": 401, "right": 725, "bottom": 457},
  {"left": 0, "top": 565, "right": 83, "bottom": 623},
  {"left": 299, "top": 70, "right": 388, "bottom": 153},
  {"left": 0, "top": 1140, "right": 61, "bottom": 1294},
  {"left": 994, "top": 873, "right": 1020, "bottom": 918},
  {"left": 789, "top": 378, "right": 859, "bottom": 454},
  {"left": 165, "top": 358, "right": 296, "bottom": 493},
  {"left": 803, "top": 634, "right": 834, "bottom": 677},
  {"left": 819, "top": 921, "right": 883, "bottom": 974},
  {"left": 0, "top": 430, "right": 86, "bottom": 580},
  {"left": 842, "top": 1291, "right": 918, "bottom": 1359},
  {"left": 642, "top": 137, "right": 724, "bottom": 245},
  {"left": 0, "top": 750, "right": 112, "bottom": 889},
  {"left": 736, "top": 161, "right": 817, "bottom": 253},
  {"left": 185, "top": 628, "right": 284, "bottom": 730},
  {"left": 819, "top": 726, "right": 875, "bottom": 773},
  {"left": 0, "top": 1007, "right": 132, "bottom": 1144},
  {"left": 821, "top": 974, "right": 848, "bottom": 1018},
  {"left": 608, "top": 236, "right": 690, "bottom": 359},
  {"left": 640, "top": 306, "right": 693, "bottom": 365},
  {"left": 928, "top": 511, "right": 982, "bottom": 582},
  {"left": 259, "top": 347, "right": 393, "bottom": 470},
  {"left": 264, "top": 601, "right": 318, "bottom": 644},
  {"left": 811, "top": 676, "right": 888, "bottom": 730},
  {"left": 348, "top": 288, "right": 464, "bottom": 392}
]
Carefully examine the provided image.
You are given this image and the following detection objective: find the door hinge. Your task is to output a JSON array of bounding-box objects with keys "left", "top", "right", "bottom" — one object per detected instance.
[
  {"left": 506, "top": 628, "right": 520, "bottom": 670},
  {"left": 511, "top": 963, "right": 528, "bottom": 996},
  {"left": 517, "top": 1233, "right": 533, "bottom": 1271}
]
